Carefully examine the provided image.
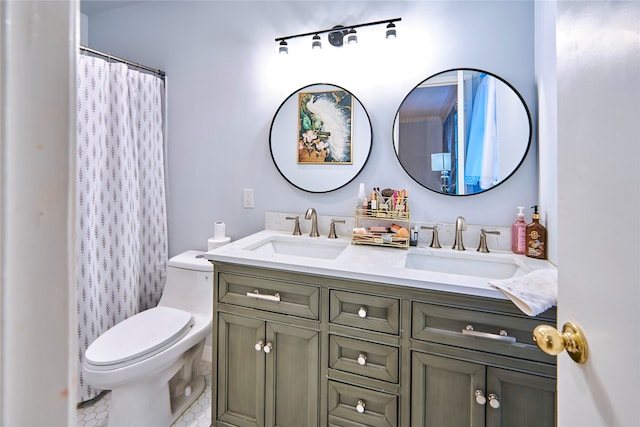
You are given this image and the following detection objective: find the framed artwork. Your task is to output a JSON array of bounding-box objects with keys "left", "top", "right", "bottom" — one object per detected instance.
[{"left": 297, "top": 89, "right": 353, "bottom": 164}]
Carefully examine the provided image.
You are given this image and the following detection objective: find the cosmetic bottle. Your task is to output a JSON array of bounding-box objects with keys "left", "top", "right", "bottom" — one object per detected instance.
[
  {"left": 511, "top": 206, "right": 526, "bottom": 254},
  {"left": 410, "top": 226, "right": 418, "bottom": 246},
  {"left": 370, "top": 193, "right": 378, "bottom": 210},
  {"left": 526, "top": 205, "right": 547, "bottom": 259}
]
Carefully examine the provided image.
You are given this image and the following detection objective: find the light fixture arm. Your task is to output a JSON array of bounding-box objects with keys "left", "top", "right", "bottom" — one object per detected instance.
[{"left": 275, "top": 17, "right": 401, "bottom": 43}]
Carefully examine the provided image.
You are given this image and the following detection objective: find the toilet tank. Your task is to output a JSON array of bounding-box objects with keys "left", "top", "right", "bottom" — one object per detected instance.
[{"left": 158, "top": 250, "right": 213, "bottom": 318}]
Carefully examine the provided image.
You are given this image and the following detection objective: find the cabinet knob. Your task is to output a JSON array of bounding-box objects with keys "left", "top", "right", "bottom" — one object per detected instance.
[
  {"left": 254, "top": 340, "right": 264, "bottom": 351},
  {"left": 357, "top": 353, "right": 367, "bottom": 366},
  {"left": 474, "top": 390, "right": 486, "bottom": 405},
  {"left": 533, "top": 322, "right": 588, "bottom": 364},
  {"left": 356, "top": 399, "right": 366, "bottom": 414},
  {"left": 263, "top": 342, "right": 273, "bottom": 354},
  {"left": 358, "top": 306, "right": 368, "bottom": 318},
  {"left": 488, "top": 393, "right": 501, "bottom": 409}
]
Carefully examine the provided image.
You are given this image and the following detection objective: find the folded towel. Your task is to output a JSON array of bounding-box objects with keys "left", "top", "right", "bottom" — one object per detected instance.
[{"left": 489, "top": 269, "right": 557, "bottom": 316}]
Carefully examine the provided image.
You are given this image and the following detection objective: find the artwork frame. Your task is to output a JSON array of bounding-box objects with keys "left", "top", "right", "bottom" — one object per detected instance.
[{"left": 297, "top": 89, "right": 354, "bottom": 164}]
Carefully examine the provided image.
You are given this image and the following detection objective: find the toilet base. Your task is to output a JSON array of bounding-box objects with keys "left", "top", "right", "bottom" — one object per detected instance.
[{"left": 105, "top": 341, "right": 206, "bottom": 427}]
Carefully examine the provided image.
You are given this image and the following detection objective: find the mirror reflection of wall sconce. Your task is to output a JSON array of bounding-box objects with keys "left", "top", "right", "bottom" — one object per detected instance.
[
  {"left": 431, "top": 153, "right": 452, "bottom": 193},
  {"left": 275, "top": 18, "right": 401, "bottom": 54}
]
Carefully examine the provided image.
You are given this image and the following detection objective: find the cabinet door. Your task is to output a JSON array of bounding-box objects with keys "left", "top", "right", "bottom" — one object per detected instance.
[
  {"left": 412, "top": 352, "right": 486, "bottom": 427},
  {"left": 217, "top": 313, "right": 265, "bottom": 427},
  {"left": 485, "top": 367, "right": 556, "bottom": 427},
  {"left": 265, "top": 322, "right": 319, "bottom": 427}
]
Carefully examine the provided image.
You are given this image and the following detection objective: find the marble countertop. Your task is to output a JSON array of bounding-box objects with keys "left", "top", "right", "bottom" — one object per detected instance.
[{"left": 204, "top": 229, "right": 556, "bottom": 300}]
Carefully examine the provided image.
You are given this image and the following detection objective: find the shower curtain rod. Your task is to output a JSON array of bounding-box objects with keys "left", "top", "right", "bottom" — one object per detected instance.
[{"left": 79, "top": 45, "right": 166, "bottom": 79}]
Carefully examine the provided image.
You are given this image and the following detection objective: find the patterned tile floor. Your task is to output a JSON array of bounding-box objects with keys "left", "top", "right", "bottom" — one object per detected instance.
[{"left": 77, "top": 361, "right": 212, "bottom": 427}]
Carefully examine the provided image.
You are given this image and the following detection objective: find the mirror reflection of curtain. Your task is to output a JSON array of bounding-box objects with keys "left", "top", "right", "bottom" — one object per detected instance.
[{"left": 465, "top": 74, "right": 498, "bottom": 191}]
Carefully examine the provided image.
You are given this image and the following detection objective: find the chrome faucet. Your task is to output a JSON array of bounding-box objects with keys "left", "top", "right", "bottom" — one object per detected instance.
[
  {"left": 452, "top": 216, "right": 467, "bottom": 250},
  {"left": 305, "top": 208, "right": 319, "bottom": 237}
]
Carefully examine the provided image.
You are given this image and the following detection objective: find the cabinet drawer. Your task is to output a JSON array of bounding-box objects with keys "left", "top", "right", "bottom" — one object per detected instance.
[
  {"left": 329, "top": 335, "right": 399, "bottom": 383},
  {"left": 412, "top": 302, "right": 555, "bottom": 363},
  {"left": 328, "top": 381, "right": 397, "bottom": 427},
  {"left": 330, "top": 290, "right": 399, "bottom": 335},
  {"left": 218, "top": 271, "right": 319, "bottom": 320}
]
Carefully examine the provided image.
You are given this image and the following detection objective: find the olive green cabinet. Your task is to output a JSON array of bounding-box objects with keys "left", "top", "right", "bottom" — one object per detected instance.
[
  {"left": 411, "top": 351, "right": 556, "bottom": 426},
  {"left": 211, "top": 262, "right": 556, "bottom": 427},
  {"left": 213, "top": 266, "right": 321, "bottom": 427}
]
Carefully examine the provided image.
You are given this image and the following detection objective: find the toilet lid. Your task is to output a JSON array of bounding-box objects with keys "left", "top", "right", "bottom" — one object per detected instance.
[{"left": 85, "top": 306, "right": 193, "bottom": 368}]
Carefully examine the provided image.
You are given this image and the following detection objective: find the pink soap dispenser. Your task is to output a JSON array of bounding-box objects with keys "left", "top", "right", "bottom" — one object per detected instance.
[{"left": 511, "top": 206, "right": 526, "bottom": 254}]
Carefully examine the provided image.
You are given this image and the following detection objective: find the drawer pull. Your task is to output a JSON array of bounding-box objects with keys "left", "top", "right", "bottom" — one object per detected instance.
[
  {"left": 488, "top": 393, "right": 501, "bottom": 409},
  {"left": 474, "top": 390, "right": 487, "bottom": 405},
  {"left": 357, "top": 353, "right": 367, "bottom": 366},
  {"left": 246, "top": 290, "right": 281, "bottom": 302},
  {"left": 356, "top": 399, "right": 366, "bottom": 414},
  {"left": 263, "top": 342, "right": 273, "bottom": 354},
  {"left": 358, "top": 306, "right": 368, "bottom": 318},
  {"left": 255, "top": 340, "right": 264, "bottom": 351},
  {"left": 462, "top": 325, "right": 516, "bottom": 343}
]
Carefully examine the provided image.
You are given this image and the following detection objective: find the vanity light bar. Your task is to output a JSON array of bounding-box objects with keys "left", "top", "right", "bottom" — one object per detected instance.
[{"left": 275, "top": 17, "right": 401, "bottom": 54}]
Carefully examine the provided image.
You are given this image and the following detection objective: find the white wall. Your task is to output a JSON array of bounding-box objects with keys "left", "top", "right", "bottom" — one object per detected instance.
[
  {"left": 535, "top": 2, "right": 558, "bottom": 263},
  {"left": 86, "top": 0, "right": 540, "bottom": 258}
]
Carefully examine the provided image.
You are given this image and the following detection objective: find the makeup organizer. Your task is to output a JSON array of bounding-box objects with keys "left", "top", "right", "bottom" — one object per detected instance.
[{"left": 352, "top": 189, "right": 410, "bottom": 249}]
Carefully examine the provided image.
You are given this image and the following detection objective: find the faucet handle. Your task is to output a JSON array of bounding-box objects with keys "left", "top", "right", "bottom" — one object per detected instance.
[
  {"left": 477, "top": 229, "right": 500, "bottom": 253},
  {"left": 328, "top": 219, "right": 346, "bottom": 239},
  {"left": 420, "top": 225, "right": 441, "bottom": 248},
  {"left": 285, "top": 216, "right": 302, "bottom": 235}
]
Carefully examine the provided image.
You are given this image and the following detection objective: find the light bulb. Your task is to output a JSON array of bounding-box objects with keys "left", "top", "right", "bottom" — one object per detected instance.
[
  {"left": 386, "top": 22, "right": 397, "bottom": 39},
  {"left": 278, "top": 40, "right": 288, "bottom": 54}
]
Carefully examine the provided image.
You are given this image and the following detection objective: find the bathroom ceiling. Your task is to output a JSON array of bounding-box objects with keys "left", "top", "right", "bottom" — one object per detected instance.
[{"left": 80, "top": 0, "right": 148, "bottom": 16}]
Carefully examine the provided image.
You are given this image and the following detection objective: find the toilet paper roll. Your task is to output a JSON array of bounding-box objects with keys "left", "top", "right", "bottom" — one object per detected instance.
[
  {"left": 208, "top": 236, "right": 231, "bottom": 251},
  {"left": 214, "top": 221, "right": 226, "bottom": 240}
]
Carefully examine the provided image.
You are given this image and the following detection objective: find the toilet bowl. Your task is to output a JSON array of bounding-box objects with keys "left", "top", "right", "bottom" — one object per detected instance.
[{"left": 83, "top": 250, "right": 213, "bottom": 427}]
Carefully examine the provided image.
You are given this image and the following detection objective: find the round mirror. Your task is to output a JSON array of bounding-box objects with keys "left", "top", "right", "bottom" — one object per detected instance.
[
  {"left": 270, "top": 83, "right": 372, "bottom": 193},
  {"left": 393, "top": 68, "right": 531, "bottom": 196}
]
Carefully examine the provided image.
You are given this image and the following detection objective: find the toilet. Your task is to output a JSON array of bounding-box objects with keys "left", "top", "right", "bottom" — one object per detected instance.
[{"left": 83, "top": 250, "right": 213, "bottom": 427}]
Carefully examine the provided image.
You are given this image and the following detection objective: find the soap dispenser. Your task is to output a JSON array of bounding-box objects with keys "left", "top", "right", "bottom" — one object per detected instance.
[
  {"left": 511, "top": 206, "right": 526, "bottom": 254},
  {"left": 526, "top": 205, "right": 547, "bottom": 259}
]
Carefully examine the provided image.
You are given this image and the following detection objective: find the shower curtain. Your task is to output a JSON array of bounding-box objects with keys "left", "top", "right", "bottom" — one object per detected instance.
[
  {"left": 76, "top": 55, "right": 168, "bottom": 402},
  {"left": 465, "top": 74, "right": 498, "bottom": 191}
]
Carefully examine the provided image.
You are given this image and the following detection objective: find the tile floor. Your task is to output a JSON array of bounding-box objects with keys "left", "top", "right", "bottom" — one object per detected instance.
[{"left": 77, "top": 361, "right": 212, "bottom": 427}]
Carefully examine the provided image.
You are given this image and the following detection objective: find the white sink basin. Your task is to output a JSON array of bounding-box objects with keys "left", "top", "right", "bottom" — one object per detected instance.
[
  {"left": 404, "top": 250, "right": 524, "bottom": 279},
  {"left": 244, "top": 235, "right": 349, "bottom": 260}
]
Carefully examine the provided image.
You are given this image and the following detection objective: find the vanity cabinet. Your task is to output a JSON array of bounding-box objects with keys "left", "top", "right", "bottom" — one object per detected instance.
[
  {"left": 411, "top": 299, "right": 556, "bottom": 426},
  {"left": 210, "top": 262, "right": 556, "bottom": 427},
  {"left": 411, "top": 351, "right": 555, "bottom": 426},
  {"left": 214, "top": 266, "right": 321, "bottom": 427},
  {"left": 327, "top": 290, "right": 401, "bottom": 426}
]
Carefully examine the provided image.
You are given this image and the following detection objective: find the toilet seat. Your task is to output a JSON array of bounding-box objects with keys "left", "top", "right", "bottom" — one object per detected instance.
[{"left": 85, "top": 306, "right": 193, "bottom": 371}]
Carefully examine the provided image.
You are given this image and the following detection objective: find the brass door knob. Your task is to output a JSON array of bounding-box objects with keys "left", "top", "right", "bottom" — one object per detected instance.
[{"left": 533, "top": 322, "right": 588, "bottom": 364}]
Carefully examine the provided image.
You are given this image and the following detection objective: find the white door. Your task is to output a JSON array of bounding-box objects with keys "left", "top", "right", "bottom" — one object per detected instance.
[{"left": 556, "top": 1, "right": 640, "bottom": 426}]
